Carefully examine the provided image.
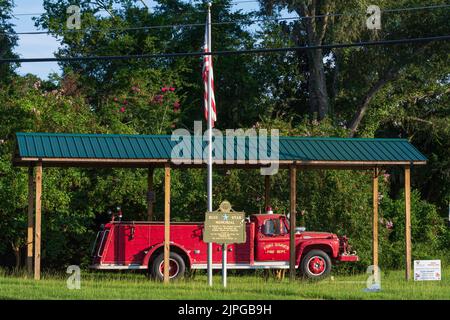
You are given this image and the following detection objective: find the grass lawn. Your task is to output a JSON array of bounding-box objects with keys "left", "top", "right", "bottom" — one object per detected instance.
[{"left": 0, "top": 268, "right": 449, "bottom": 300}]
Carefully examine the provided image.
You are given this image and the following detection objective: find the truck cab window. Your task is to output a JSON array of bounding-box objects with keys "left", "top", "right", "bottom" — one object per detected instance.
[{"left": 263, "top": 219, "right": 283, "bottom": 236}]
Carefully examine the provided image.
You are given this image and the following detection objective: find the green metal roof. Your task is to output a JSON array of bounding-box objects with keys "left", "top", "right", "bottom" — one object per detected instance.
[{"left": 14, "top": 132, "right": 427, "bottom": 167}]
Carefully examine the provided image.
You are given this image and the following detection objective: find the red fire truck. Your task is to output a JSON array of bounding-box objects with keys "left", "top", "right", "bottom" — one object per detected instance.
[{"left": 91, "top": 210, "right": 358, "bottom": 280}]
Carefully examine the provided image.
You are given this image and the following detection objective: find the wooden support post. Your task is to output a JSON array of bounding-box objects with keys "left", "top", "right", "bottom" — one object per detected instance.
[
  {"left": 372, "top": 168, "right": 379, "bottom": 278},
  {"left": 147, "top": 167, "right": 154, "bottom": 221},
  {"left": 34, "top": 162, "right": 42, "bottom": 280},
  {"left": 405, "top": 165, "right": 412, "bottom": 281},
  {"left": 163, "top": 164, "right": 171, "bottom": 284},
  {"left": 27, "top": 167, "right": 34, "bottom": 275},
  {"left": 264, "top": 175, "right": 270, "bottom": 209},
  {"left": 289, "top": 165, "right": 297, "bottom": 281}
]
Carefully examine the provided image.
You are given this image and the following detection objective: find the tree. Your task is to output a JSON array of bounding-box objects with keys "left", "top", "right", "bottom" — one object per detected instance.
[
  {"left": 258, "top": 0, "right": 449, "bottom": 137},
  {"left": 259, "top": 0, "right": 370, "bottom": 120},
  {"left": 0, "top": 0, "right": 18, "bottom": 84},
  {"left": 340, "top": 0, "right": 450, "bottom": 136},
  {"left": 36, "top": 0, "right": 262, "bottom": 129}
]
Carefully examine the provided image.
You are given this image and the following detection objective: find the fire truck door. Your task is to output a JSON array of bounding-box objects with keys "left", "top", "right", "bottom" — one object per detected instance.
[{"left": 255, "top": 218, "right": 289, "bottom": 261}]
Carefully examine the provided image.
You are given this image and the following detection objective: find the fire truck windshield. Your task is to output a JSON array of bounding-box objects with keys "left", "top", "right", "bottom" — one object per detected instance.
[{"left": 263, "top": 218, "right": 288, "bottom": 236}]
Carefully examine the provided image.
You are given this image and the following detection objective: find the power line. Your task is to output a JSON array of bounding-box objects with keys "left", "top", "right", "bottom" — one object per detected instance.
[
  {"left": 384, "top": 4, "right": 450, "bottom": 13},
  {"left": 10, "top": 0, "right": 261, "bottom": 17},
  {"left": 11, "top": 3, "right": 450, "bottom": 17},
  {"left": 1, "top": 35, "right": 448, "bottom": 64},
  {"left": 10, "top": 17, "right": 289, "bottom": 35},
  {"left": 8, "top": 3, "right": 450, "bottom": 36}
]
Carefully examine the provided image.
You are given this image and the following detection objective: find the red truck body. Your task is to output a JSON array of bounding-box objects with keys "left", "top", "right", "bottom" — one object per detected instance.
[{"left": 91, "top": 213, "right": 358, "bottom": 279}]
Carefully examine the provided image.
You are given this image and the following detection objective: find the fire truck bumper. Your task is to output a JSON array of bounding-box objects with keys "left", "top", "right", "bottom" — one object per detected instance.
[{"left": 336, "top": 254, "right": 359, "bottom": 262}]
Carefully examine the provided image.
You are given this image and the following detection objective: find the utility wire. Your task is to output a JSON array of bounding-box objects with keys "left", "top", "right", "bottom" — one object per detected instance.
[
  {"left": 11, "top": 3, "right": 450, "bottom": 16},
  {"left": 8, "top": 3, "right": 450, "bottom": 36},
  {"left": 1, "top": 35, "right": 448, "bottom": 64},
  {"left": 11, "top": 0, "right": 261, "bottom": 16},
  {"left": 10, "top": 17, "right": 287, "bottom": 35}
]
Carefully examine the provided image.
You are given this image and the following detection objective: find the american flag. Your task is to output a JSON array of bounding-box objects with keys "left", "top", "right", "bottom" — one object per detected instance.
[{"left": 202, "top": 24, "right": 217, "bottom": 127}]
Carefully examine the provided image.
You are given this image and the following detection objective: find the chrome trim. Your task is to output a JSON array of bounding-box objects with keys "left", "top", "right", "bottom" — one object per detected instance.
[
  {"left": 96, "top": 230, "right": 109, "bottom": 258},
  {"left": 90, "top": 264, "right": 147, "bottom": 270},
  {"left": 90, "top": 231, "right": 101, "bottom": 257},
  {"left": 191, "top": 261, "right": 296, "bottom": 270}
]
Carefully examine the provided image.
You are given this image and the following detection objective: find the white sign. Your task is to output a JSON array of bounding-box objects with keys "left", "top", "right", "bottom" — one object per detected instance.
[{"left": 414, "top": 260, "right": 441, "bottom": 281}]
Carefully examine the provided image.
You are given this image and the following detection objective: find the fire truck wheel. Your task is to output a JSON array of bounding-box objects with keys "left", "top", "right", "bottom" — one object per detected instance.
[
  {"left": 151, "top": 252, "right": 186, "bottom": 281},
  {"left": 300, "top": 249, "right": 331, "bottom": 280}
]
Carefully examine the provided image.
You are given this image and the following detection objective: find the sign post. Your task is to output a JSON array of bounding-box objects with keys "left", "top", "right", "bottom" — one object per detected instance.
[{"left": 204, "top": 201, "right": 246, "bottom": 288}]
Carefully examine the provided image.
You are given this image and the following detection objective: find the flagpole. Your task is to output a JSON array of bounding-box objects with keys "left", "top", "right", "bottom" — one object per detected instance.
[{"left": 206, "top": 2, "right": 213, "bottom": 287}]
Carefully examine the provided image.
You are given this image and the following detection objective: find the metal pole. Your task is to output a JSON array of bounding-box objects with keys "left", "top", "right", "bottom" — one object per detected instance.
[
  {"left": 206, "top": 2, "right": 213, "bottom": 287},
  {"left": 222, "top": 244, "right": 227, "bottom": 287},
  {"left": 405, "top": 165, "right": 412, "bottom": 280},
  {"left": 372, "top": 168, "right": 379, "bottom": 280},
  {"left": 289, "top": 165, "right": 297, "bottom": 281}
]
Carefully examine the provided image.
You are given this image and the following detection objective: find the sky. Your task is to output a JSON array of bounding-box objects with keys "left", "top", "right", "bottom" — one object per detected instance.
[
  {"left": 10, "top": 0, "right": 261, "bottom": 80},
  {"left": 12, "top": 0, "right": 61, "bottom": 79}
]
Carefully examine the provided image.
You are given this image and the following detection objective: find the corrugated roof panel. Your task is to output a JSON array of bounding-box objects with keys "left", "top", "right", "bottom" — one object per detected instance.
[
  {"left": 347, "top": 141, "right": 370, "bottom": 160},
  {"left": 95, "top": 137, "right": 109, "bottom": 158},
  {"left": 308, "top": 140, "right": 328, "bottom": 160},
  {"left": 305, "top": 140, "right": 326, "bottom": 160},
  {"left": 136, "top": 137, "right": 151, "bottom": 157},
  {"left": 287, "top": 140, "right": 307, "bottom": 160},
  {"left": 354, "top": 141, "right": 378, "bottom": 160},
  {"left": 378, "top": 141, "right": 403, "bottom": 160},
  {"left": 114, "top": 137, "right": 129, "bottom": 158},
  {"left": 89, "top": 137, "right": 102, "bottom": 158},
  {"left": 158, "top": 137, "right": 171, "bottom": 158},
  {"left": 80, "top": 136, "right": 93, "bottom": 158},
  {"left": 313, "top": 140, "right": 335, "bottom": 160},
  {"left": 317, "top": 141, "right": 337, "bottom": 160},
  {"left": 235, "top": 137, "right": 246, "bottom": 161},
  {"left": 341, "top": 141, "right": 361, "bottom": 160},
  {"left": 72, "top": 136, "right": 85, "bottom": 157},
  {"left": 14, "top": 132, "right": 428, "bottom": 163},
  {"left": 146, "top": 137, "right": 161, "bottom": 158},
  {"left": 57, "top": 136, "right": 68, "bottom": 158},
  {"left": 127, "top": 137, "right": 143, "bottom": 158},
  {"left": 105, "top": 138, "right": 119, "bottom": 158},
  {"left": 223, "top": 136, "right": 234, "bottom": 161},
  {"left": 285, "top": 140, "right": 302, "bottom": 159},
  {"left": 407, "top": 142, "right": 427, "bottom": 161},
  {"left": 394, "top": 141, "right": 418, "bottom": 160},
  {"left": 322, "top": 140, "right": 346, "bottom": 160},
  {"left": 24, "top": 136, "right": 34, "bottom": 156}
]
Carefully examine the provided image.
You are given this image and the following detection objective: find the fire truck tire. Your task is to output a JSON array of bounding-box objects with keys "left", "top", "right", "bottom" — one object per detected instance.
[
  {"left": 151, "top": 252, "right": 186, "bottom": 281},
  {"left": 300, "top": 249, "right": 331, "bottom": 280}
]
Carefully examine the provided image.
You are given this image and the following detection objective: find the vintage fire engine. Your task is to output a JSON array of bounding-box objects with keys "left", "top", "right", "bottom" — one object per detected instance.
[{"left": 91, "top": 208, "right": 358, "bottom": 280}]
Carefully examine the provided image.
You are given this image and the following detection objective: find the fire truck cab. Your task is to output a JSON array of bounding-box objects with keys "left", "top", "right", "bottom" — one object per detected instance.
[{"left": 91, "top": 211, "right": 358, "bottom": 280}]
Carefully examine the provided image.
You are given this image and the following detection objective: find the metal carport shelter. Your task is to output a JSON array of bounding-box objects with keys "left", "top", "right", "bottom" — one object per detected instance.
[{"left": 13, "top": 132, "right": 427, "bottom": 282}]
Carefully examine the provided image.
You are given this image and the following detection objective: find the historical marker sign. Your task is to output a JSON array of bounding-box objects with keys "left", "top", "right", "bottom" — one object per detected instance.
[
  {"left": 203, "top": 201, "right": 246, "bottom": 244},
  {"left": 414, "top": 260, "right": 441, "bottom": 281}
]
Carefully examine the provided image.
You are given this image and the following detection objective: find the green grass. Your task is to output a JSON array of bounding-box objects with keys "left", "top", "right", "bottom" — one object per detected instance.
[{"left": 0, "top": 268, "right": 449, "bottom": 300}]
